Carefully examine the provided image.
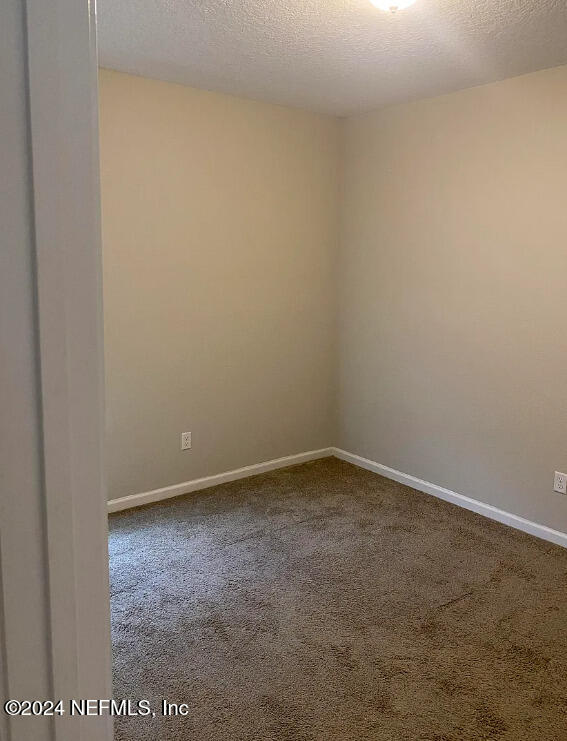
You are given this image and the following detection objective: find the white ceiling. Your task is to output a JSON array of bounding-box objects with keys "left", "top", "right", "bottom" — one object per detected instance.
[{"left": 97, "top": 0, "right": 567, "bottom": 116}]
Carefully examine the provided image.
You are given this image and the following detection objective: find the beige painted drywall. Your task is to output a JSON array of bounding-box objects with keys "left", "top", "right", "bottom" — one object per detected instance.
[
  {"left": 101, "top": 64, "right": 567, "bottom": 532},
  {"left": 339, "top": 65, "right": 567, "bottom": 532},
  {"left": 99, "top": 69, "right": 339, "bottom": 501}
]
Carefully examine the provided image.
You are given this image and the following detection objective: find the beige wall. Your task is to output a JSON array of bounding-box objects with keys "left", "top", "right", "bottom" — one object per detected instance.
[
  {"left": 101, "top": 64, "right": 567, "bottom": 532},
  {"left": 99, "top": 69, "right": 339, "bottom": 500},
  {"left": 339, "top": 65, "right": 567, "bottom": 531}
]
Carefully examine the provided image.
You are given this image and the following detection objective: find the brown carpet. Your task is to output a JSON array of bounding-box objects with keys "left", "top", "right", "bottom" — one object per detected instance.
[{"left": 109, "top": 457, "right": 567, "bottom": 741}]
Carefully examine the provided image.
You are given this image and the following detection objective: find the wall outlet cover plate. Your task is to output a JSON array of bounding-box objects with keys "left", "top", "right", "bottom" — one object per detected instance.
[{"left": 554, "top": 471, "right": 567, "bottom": 495}]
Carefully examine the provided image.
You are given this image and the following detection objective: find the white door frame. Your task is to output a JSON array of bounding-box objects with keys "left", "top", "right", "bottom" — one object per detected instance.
[{"left": 1, "top": 1, "right": 113, "bottom": 739}]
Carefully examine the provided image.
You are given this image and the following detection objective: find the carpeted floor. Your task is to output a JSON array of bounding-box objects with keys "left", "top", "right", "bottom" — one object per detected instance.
[{"left": 109, "top": 457, "right": 567, "bottom": 741}]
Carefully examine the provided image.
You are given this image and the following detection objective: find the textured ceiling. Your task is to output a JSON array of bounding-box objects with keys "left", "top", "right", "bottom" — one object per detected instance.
[{"left": 97, "top": 0, "right": 567, "bottom": 115}]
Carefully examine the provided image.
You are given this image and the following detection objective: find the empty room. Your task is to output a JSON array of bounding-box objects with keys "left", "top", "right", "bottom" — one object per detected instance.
[{"left": 2, "top": 0, "right": 567, "bottom": 740}]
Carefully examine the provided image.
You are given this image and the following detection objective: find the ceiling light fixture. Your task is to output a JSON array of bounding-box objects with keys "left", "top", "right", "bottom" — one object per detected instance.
[{"left": 370, "top": 0, "right": 418, "bottom": 11}]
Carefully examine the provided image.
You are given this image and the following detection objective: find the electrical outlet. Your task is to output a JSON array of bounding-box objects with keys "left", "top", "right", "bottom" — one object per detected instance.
[
  {"left": 554, "top": 471, "right": 567, "bottom": 495},
  {"left": 181, "top": 431, "right": 192, "bottom": 451}
]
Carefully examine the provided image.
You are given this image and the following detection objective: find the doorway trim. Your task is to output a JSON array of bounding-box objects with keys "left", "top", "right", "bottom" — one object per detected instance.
[{"left": 1, "top": 1, "right": 114, "bottom": 739}]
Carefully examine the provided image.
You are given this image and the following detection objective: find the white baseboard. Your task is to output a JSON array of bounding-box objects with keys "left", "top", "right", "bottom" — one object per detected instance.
[
  {"left": 108, "top": 444, "right": 567, "bottom": 549},
  {"left": 332, "top": 447, "right": 567, "bottom": 549},
  {"left": 107, "top": 448, "right": 333, "bottom": 513}
]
